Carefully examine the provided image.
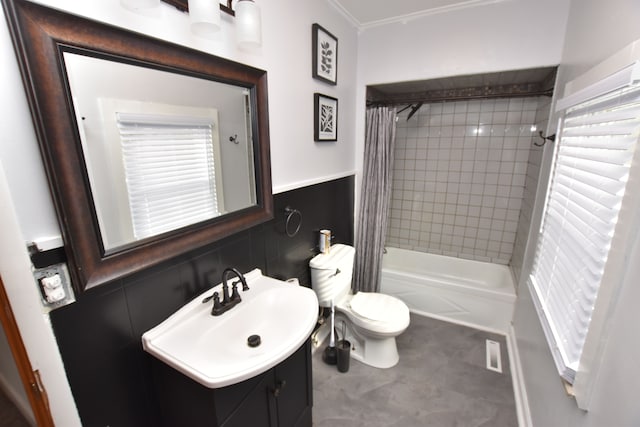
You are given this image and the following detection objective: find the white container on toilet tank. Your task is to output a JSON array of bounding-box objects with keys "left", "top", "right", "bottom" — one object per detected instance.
[{"left": 319, "top": 229, "right": 331, "bottom": 255}]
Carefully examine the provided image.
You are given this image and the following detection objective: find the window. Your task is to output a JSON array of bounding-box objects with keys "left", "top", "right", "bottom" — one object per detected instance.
[
  {"left": 529, "top": 68, "right": 640, "bottom": 389},
  {"left": 117, "top": 112, "right": 224, "bottom": 240}
]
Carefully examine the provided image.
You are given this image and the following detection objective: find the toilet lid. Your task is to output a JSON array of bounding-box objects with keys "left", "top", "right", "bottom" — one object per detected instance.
[{"left": 349, "top": 292, "right": 406, "bottom": 322}]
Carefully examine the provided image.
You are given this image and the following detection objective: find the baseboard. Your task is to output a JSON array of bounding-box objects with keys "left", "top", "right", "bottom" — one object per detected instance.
[
  {"left": 0, "top": 372, "right": 36, "bottom": 426},
  {"left": 507, "top": 324, "right": 532, "bottom": 427}
]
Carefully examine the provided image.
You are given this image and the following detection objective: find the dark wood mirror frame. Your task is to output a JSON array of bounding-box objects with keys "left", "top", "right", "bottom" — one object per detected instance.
[{"left": 3, "top": 0, "right": 273, "bottom": 293}]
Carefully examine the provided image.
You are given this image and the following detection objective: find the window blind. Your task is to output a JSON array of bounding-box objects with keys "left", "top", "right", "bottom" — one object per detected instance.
[
  {"left": 117, "top": 113, "right": 220, "bottom": 240},
  {"left": 529, "top": 83, "right": 640, "bottom": 384}
]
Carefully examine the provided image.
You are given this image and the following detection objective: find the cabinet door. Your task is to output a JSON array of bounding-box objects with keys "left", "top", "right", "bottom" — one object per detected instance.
[
  {"left": 151, "top": 340, "right": 312, "bottom": 427},
  {"left": 273, "top": 341, "right": 312, "bottom": 427},
  {"left": 151, "top": 357, "right": 216, "bottom": 427},
  {"left": 153, "top": 357, "right": 276, "bottom": 427},
  {"left": 220, "top": 370, "right": 276, "bottom": 427}
]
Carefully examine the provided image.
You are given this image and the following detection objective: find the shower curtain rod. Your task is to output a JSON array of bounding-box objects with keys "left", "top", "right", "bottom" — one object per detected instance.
[{"left": 366, "top": 87, "right": 554, "bottom": 108}]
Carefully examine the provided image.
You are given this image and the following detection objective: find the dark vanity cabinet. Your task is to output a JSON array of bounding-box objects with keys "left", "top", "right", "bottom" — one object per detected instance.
[{"left": 151, "top": 340, "right": 313, "bottom": 427}]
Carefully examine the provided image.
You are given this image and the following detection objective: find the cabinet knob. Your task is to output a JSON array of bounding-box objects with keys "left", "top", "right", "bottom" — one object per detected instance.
[{"left": 272, "top": 380, "right": 287, "bottom": 397}]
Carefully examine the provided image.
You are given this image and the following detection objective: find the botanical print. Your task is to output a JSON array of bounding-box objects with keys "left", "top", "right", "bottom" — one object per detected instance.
[
  {"left": 316, "top": 30, "right": 337, "bottom": 83},
  {"left": 320, "top": 103, "right": 334, "bottom": 134},
  {"left": 320, "top": 40, "right": 334, "bottom": 77},
  {"left": 312, "top": 24, "right": 338, "bottom": 85},
  {"left": 315, "top": 93, "right": 337, "bottom": 141}
]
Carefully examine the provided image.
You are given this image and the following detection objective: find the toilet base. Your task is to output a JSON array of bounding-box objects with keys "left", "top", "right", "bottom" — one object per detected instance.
[{"left": 335, "top": 313, "right": 400, "bottom": 369}]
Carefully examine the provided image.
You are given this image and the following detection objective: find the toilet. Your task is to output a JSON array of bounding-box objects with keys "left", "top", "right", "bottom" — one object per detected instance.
[{"left": 309, "top": 244, "right": 410, "bottom": 368}]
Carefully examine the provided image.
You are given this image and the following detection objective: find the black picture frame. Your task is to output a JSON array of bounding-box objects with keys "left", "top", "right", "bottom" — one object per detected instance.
[
  {"left": 314, "top": 93, "right": 338, "bottom": 142},
  {"left": 312, "top": 23, "right": 338, "bottom": 85}
]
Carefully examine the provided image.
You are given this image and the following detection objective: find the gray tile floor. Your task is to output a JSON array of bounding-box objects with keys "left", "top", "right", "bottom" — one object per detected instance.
[{"left": 312, "top": 314, "right": 518, "bottom": 427}]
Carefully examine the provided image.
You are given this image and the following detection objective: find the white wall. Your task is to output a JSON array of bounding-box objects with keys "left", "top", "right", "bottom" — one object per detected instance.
[
  {"left": 558, "top": 0, "right": 640, "bottom": 90},
  {"left": 512, "top": 0, "right": 640, "bottom": 425},
  {"left": 354, "top": 0, "right": 571, "bottom": 187},
  {"left": 0, "top": 1, "right": 358, "bottom": 424}
]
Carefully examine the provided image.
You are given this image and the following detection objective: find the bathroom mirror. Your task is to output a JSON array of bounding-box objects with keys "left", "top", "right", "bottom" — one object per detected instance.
[{"left": 4, "top": 0, "right": 273, "bottom": 292}]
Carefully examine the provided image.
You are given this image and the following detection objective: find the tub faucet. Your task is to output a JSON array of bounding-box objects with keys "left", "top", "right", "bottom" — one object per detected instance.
[{"left": 211, "top": 267, "right": 249, "bottom": 316}]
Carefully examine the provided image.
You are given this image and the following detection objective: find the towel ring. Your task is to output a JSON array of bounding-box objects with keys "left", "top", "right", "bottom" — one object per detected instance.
[{"left": 284, "top": 207, "right": 302, "bottom": 237}]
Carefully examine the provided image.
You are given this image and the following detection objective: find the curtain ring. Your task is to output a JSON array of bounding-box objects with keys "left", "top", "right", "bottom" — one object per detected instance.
[{"left": 284, "top": 207, "right": 302, "bottom": 237}]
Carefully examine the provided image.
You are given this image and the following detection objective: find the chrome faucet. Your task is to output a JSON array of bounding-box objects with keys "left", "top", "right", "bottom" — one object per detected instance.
[{"left": 211, "top": 267, "right": 249, "bottom": 316}]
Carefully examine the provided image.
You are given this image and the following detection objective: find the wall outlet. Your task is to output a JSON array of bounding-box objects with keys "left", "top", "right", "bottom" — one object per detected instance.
[{"left": 33, "top": 263, "right": 75, "bottom": 310}]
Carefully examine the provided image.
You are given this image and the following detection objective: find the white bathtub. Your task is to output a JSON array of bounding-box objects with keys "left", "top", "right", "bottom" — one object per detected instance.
[{"left": 380, "top": 247, "right": 516, "bottom": 333}]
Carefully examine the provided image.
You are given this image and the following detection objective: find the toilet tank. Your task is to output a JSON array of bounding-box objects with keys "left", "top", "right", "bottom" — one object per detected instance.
[{"left": 309, "top": 244, "right": 355, "bottom": 307}]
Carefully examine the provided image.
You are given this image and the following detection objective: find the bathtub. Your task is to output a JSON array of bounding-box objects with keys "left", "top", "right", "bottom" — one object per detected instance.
[{"left": 380, "top": 247, "right": 516, "bottom": 333}]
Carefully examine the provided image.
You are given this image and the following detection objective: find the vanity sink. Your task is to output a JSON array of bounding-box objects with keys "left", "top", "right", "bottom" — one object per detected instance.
[{"left": 142, "top": 269, "right": 318, "bottom": 388}]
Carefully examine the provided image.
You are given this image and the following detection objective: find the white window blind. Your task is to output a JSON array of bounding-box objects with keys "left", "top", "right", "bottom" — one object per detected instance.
[
  {"left": 117, "top": 113, "right": 221, "bottom": 240},
  {"left": 529, "top": 82, "right": 640, "bottom": 384}
]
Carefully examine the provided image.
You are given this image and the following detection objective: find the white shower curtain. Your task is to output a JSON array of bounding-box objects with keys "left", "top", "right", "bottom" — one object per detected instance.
[{"left": 352, "top": 106, "right": 397, "bottom": 293}]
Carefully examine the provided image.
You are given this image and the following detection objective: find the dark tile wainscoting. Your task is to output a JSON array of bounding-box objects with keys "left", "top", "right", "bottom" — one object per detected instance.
[{"left": 49, "top": 176, "right": 354, "bottom": 427}]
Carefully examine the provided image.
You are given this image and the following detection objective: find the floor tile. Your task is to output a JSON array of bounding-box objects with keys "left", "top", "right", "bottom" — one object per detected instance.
[{"left": 312, "top": 314, "right": 518, "bottom": 427}]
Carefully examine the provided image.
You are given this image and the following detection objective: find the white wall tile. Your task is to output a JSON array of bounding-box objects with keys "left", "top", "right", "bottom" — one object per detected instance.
[{"left": 387, "top": 96, "right": 544, "bottom": 264}]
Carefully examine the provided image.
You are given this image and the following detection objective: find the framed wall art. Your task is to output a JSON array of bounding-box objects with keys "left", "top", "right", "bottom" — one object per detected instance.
[
  {"left": 312, "top": 23, "right": 338, "bottom": 85},
  {"left": 314, "top": 93, "right": 338, "bottom": 142}
]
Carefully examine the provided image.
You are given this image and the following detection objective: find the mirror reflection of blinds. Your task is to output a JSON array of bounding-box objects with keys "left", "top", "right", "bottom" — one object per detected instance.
[
  {"left": 529, "top": 83, "right": 640, "bottom": 384},
  {"left": 116, "top": 113, "right": 220, "bottom": 240}
]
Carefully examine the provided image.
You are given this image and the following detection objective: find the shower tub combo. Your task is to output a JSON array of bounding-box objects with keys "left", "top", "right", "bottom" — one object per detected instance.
[{"left": 380, "top": 247, "right": 516, "bottom": 333}]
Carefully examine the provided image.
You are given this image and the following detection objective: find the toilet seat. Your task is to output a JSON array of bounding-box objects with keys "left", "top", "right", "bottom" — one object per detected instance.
[
  {"left": 336, "top": 292, "right": 410, "bottom": 336},
  {"left": 350, "top": 292, "right": 405, "bottom": 321}
]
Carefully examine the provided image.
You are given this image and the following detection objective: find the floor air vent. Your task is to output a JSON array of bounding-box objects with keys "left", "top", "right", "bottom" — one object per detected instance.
[{"left": 485, "top": 339, "right": 502, "bottom": 373}]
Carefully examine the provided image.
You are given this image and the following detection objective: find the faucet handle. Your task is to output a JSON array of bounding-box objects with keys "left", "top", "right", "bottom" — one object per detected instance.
[
  {"left": 211, "top": 292, "right": 223, "bottom": 315},
  {"left": 231, "top": 282, "right": 241, "bottom": 302},
  {"left": 232, "top": 279, "right": 249, "bottom": 292}
]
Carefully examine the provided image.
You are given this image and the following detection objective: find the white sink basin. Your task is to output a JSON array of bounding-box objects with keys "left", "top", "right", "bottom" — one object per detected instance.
[{"left": 142, "top": 269, "right": 318, "bottom": 388}]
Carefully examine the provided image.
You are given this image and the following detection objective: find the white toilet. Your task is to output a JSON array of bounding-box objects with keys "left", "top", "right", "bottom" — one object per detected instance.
[{"left": 309, "top": 244, "right": 410, "bottom": 368}]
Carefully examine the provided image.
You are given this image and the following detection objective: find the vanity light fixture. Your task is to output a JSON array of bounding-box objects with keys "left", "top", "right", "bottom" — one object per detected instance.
[
  {"left": 235, "top": 0, "right": 262, "bottom": 48},
  {"left": 178, "top": 0, "right": 262, "bottom": 47},
  {"left": 189, "top": 0, "right": 222, "bottom": 37},
  {"left": 125, "top": 0, "right": 262, "bottom": 47},
  {"left": 120, "top": 0, "right": 161, "bottom": 12}
]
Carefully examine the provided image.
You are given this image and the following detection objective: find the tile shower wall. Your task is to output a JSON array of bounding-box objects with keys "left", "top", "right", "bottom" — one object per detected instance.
[{"left": 387, "top": 97, "right": 545, "bottom": 264}]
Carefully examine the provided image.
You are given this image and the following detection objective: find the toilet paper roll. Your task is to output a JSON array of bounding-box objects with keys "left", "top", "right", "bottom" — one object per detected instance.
[{"left": 319, "top": 229, "right": 331, "bottom": 254}]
